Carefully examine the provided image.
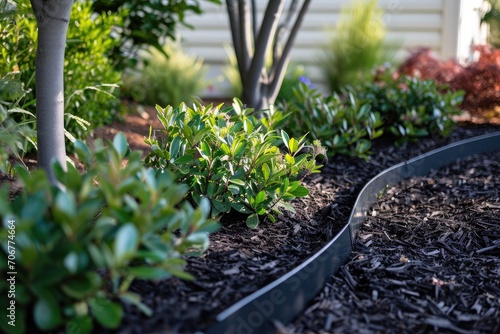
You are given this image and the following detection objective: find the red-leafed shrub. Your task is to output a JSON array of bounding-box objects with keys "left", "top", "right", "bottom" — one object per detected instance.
[{"left": 398, "top": 46, "right": 500, "bottom": 120}]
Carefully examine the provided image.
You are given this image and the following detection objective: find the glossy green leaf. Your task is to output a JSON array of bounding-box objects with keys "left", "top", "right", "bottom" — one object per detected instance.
[
  {"left": 114, "top": 223, "right": 139, "bottom": 264},
  {"left": 246, "top": 214, "right": 259, "bottom": 229},
  {"left": 288, "top": 137, "right": 299, "bottom": 153},
  {"left": 255, "top": 190, "right": 266, "bottom": 205},
  {"left": 112, "top": 132, "right": 128, "bottom": 158},
  {"left": 169, "top": 136, "right": 181, "bottom": 159},
  {"left": 290, "top": 185, "right": 309, "bottom": 197}
]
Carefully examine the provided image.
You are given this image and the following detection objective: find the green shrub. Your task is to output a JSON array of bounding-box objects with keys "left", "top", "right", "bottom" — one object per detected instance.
[
  {"left": 144, "top": 100, "right": 324, "bottom": 228},
  {"left": 281, "top": 83, "right": 383, "bottom": 160},
  {"left": 356, "top": 71, "right": 464, "bottom": 142},
  {"left": 0, "top": 0, "right": 122, "bottom": 143},
  {"left": 122, "top": 42, "right": 208, "bottom": 107},
  {"left": 320, "top": 0, "right": 399, "bottom": 92},
  {"left": 0, "top": 133, "right": 218, "bottom": 334},
  {"left": 0, "top": 75, "right": 36, "bottom": 174}
]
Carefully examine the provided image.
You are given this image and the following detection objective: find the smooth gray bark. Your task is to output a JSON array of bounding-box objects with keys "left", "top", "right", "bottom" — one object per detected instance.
[
  {"left": 30, "top": 0, "right": 73, "bottom": 184},
  {"left": 225, "top": 0, "right": 311, "bottom": 111}
]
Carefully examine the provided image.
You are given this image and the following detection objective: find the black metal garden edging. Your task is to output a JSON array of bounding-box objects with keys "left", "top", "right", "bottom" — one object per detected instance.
[{"left": 202, "top": 131, "right": 500, "bottom": 334}]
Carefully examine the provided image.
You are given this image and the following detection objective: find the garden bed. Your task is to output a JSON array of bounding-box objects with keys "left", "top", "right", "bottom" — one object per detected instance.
[
  {"left": 89, "top": 109, "right": 500, "bottom": 334},
  {"left": 287, "top": 148, "right": 500, "bottom": 334}
]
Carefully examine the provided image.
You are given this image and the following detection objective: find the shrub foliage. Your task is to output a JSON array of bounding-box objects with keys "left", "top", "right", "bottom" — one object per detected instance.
[
  {"left": 144, "top": 100, "right": 324, "bottom": 228},
  {"left": 0, "top": 133, "right": 218, "bottom": 333},
  {"left": 398, "top": 46, "right": 500, "bottom": 119}
]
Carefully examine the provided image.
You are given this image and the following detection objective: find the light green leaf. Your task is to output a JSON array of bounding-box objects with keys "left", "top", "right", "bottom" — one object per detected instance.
[
  {"left": 290, "top": 185, "right": 309, "bottom": 197},
  {"left": 246, "top": 214, "right": 259, "bottom": 229},
  {"left": 285, "top": 154, "right": 295, "bottom": 165},
  {"left": 34, "top": 296, "right": 62, "bottom": 330},
  {"left": 114, "top": 224, "right": 139, "bottom": 265},
  {"left": 89, "top": 298, "right": 123, "bottom": 329},
  {"left": 63, "top": 252, "right": 78, "bottom": 274},
  {"left": 289, "top": 137, "right": 299, "bottom": 153},
  {"left": 127, "top": 266, "right": 172, "bottom": 280},
  {"left": 262, "top": 163, "right": 270, "bottom": 181},
  {"left": 255, "top": 190, "right": 266, "bottom": 205},
  {"left": 113, "top": 132, "right": 128, "bottom": 158},
  {"left": 229, "top": 178, "right": 246, "bottom": 186},
  {"left": 119, "top": 292, "right": 152, "bottom": 317},
  {"left": 74, "top": 140, "right": 91, "bottom": 166}
]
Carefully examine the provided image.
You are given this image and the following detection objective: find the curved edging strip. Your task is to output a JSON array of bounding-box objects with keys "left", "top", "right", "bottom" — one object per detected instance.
[{"left": 203, "top": 131, "right": 500, "bottom": 334}]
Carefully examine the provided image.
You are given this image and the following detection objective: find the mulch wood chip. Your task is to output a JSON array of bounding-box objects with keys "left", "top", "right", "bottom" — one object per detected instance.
[
  {"left": 287, "top": 149, "right": 500, "bottom": 334},
  {"left": 88, "top": 124, "right": 500, "bottom": 334}
]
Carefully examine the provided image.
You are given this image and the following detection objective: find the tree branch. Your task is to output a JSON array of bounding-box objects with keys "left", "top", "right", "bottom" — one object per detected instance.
[
  {"left": 272, "top": 0, "right": 299, "bottom": 65},
  {"left": 226, "top": 0, "right": 246, "bottom": 79},
  {"left": 247, "top": 0, "right": 286, "bottom": 103},
  {"left": 269, "top": 0, "right": 311, "bottom": 100},
  {"left": 238, "top": 0, "right": 253, "bottom": 73}
]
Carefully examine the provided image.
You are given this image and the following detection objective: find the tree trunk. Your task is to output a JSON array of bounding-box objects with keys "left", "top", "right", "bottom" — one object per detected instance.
[
  {"left": 226, "top": 0, "right": 311, "bottom": 112},
  {"left": 30, "top": 0, "right": 73, "bottom": 184}
]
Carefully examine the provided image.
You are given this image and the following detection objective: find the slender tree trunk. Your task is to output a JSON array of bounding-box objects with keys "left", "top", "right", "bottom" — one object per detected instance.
[
  {"left": 30, "top": 0, "right": 73, "bottom": 184},
  {"left": 226, "top": 0, "right": 311, "bottom": 112}
]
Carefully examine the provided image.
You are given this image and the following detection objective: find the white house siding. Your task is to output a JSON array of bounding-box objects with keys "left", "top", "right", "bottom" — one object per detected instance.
[{"left": 179, "top": 0, "right": 487, "bottom": 97}]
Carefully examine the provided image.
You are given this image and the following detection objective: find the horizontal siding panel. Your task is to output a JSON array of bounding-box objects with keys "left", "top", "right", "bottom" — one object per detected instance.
[
  {"left": 184, "top": 12, "right": 442, "bottom": 32},
  {"left": 181, "top": 29, "right": 440, "bottom": 50},
  {"left": 177, "top": 0, "right": 466, "bottom": 98},
  {"left": 195, "top": 0, "right": 443, "bottom": 14}
]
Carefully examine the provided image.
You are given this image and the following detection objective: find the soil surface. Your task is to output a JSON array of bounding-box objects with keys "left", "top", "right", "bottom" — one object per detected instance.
[
  {"left": 286, "top": 150, "right": 500, "bottom": 334},
  {"left": 5, "top": 106, "right": 500, "bottom": 334},
  {"left": 93, "top": 107, "right": 500, "bottom": 334}
]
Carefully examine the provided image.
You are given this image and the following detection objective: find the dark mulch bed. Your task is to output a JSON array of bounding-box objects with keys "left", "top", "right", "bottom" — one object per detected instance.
[
  {"left": 287, "top": 149, "right": 500, "bottom": 333},
  {"left": 94, "top": 123, "right": 500, "bottom": 334}
]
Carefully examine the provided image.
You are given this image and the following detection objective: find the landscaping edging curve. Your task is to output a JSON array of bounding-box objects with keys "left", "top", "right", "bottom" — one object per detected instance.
[{"left": 202, "top": 131, "right": 500, "bottom": 334}]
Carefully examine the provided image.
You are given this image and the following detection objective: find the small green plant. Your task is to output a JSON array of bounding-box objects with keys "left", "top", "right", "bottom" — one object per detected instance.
[
  {"left": 122, "top": 42, "right": 208, "bottom": 108},
  {"left": 282, "top": 83, "right": 383, "bottom": 160},
  {"left": 356, "top": 72, "right": 464, "bottom": 142},
  {"left": 320, "top": 0, "right": 399, "bottom": 92},
  {"left": 144, "top": 100, "right": 324, "bottom": 228},
  {"left": 0, "top": 75, "right": 36, "bottom": 174},
  {"left": 0, "top": 133, "right": 218, "bottom": 334}
]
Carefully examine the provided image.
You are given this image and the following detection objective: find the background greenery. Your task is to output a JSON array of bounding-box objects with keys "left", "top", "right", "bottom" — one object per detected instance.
[
  {"left": 320, "top": 0, "right": 399, "bottom": 93},
  {"left": 0, "top": 0, "right": 122, "bottom": 145},
  {"left": 121, "top": 42, "right": 208, "bottom": 108}
]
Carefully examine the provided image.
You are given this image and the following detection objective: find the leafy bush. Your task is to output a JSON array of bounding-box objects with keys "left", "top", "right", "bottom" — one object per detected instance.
[
  {"left": 482, "top": 0, "right": 500, "bottom": 48},
  {"left": 144, "top": 100, "right": 324, "bottom": 228},
  {"left": 398, "top": 46, "right": 500, "bottom": 120},
  {"left": 122, "top": 42, "right": 208, "bottom": 108},
  {"left": 0, "top": 0, "right": 122, "bottom": 143},
  {"left": 357, "top": 70, "right": 464, "bottom": 141},
  {"left": 281, "top": 83, "right": 383, "bottom": 160},
  {"left": 0, "top": 76, "right": 36, "bottom": 174},
  {"left": 320, "top": 0, "right": 399, "bottom": 92},
  {"left": 91, "top": 0, "right": 222, "bottom": 69},
  {"left": 0, "top": 133, "right": 218, "bottom": 334}
]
